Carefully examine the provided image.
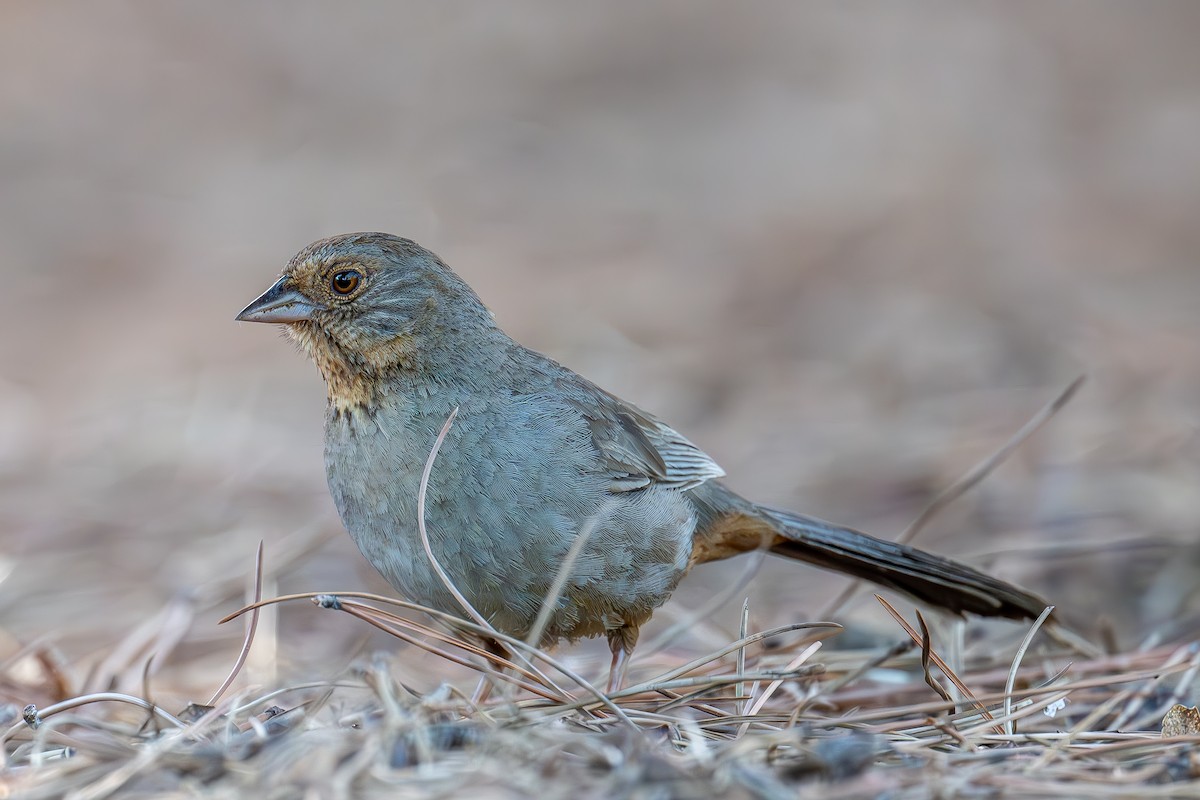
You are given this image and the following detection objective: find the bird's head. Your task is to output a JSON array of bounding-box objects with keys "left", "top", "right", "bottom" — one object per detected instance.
[{"left": 237, "top": 232, "right": 497, "bottom": 411}]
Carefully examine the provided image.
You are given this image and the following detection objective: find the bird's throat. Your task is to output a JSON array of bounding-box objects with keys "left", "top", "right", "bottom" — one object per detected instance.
[{"left": 287, "top": 324, "right": 419, "bottom": 415}]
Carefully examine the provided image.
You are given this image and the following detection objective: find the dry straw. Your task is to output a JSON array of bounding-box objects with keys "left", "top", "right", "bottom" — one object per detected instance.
[{"left": 6, "top": 377, "right": 1200, "bottom": 797}]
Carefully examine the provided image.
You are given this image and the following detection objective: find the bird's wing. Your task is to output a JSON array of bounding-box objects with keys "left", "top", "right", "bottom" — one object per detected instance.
[{"left": 564, "top": 387, "right": 726, "bottom": 493}]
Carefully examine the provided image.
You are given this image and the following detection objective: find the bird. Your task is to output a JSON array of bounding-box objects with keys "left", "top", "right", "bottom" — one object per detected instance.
[{"left": 237, "top": 232, "right": 1047, "bottom": 690}]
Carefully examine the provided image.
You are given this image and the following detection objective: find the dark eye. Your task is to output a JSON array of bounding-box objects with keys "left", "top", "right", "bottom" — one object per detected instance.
[{"left": 330, "top": 270, "right": 362, "bottom": 295}]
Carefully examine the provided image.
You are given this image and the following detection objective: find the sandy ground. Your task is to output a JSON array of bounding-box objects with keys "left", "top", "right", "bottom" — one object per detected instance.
[{"left": 2, "top": 3, "right": 1200, "bottom": 709}]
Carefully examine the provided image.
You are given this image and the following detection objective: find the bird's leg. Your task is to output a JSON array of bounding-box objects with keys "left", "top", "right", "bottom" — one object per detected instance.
[
  {"left": 471, "top": 675, "right": 493, "bottom": 706},
  {"left": 606, "top": 626, "right": 638, "bottom": 694},
  {"left": 471, "top": 637, "right": 511, "bottom": 705},
  {"left": 607, "top": 648, "right": 629, "bottom": 695}
]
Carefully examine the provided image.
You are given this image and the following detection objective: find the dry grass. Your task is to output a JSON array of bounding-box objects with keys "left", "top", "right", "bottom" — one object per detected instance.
[
  {"left": 5, "top": 584, "right": 1200, "bottom": 799},
  {"left": 6, "top": 385, "right": 1200, "bottom": 798}
]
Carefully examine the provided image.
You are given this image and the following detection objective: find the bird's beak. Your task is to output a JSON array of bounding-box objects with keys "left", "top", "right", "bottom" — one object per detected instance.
[{"left": 236, "top": 276, "right": 323, "bottom": 324}]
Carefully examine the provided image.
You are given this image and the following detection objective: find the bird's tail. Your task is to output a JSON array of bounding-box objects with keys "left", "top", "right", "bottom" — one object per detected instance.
[
  {"left": 689, "top": 483, "right": 1048, "bottom": 621},
  {"left": 762, "top": 506, "right": 1047, "bottom": 620}
]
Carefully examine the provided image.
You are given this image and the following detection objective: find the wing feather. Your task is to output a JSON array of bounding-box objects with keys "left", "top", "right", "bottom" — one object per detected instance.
[{"left": 564, "top": 387, "right": 725, "bottom": 493}]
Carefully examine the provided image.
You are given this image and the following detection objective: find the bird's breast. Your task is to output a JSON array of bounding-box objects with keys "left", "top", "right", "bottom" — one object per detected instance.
[{"left": 321, "top": 395, "right": 696, "bottom": 643}]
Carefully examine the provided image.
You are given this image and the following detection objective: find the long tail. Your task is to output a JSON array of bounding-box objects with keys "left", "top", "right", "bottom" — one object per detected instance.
[{"left": 689, "top": 483, "right": 1048, "bottom": 621}]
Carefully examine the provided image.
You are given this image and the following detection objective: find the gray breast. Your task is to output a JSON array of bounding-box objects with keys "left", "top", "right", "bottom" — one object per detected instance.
[{"left": 323, "top": 396, "right": 696, "bottom": 644}]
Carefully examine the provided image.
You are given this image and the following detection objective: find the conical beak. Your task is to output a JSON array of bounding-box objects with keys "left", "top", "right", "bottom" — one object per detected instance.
[{"left": 236, "top": 276, "right": 324, "bottom": 324}]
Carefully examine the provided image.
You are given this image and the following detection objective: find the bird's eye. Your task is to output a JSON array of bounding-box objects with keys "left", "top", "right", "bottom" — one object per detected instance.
[{"left": 330, "top": 270, "right": 362, "bottom": 295}]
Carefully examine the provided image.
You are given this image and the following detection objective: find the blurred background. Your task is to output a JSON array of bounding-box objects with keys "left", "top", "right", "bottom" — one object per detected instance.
[{"left": 2, "top": 2, "right": 1199, "bottom": 702}]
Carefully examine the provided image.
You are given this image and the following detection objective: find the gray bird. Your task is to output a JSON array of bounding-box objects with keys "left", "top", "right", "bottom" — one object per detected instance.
[{"left": 237, "top": 233, "right": 1047, "bottom": 689}]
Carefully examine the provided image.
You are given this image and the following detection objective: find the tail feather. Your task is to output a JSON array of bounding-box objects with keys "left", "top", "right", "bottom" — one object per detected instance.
[{"left": 762, "top": 506, "right": 1047, "bottom": 621}]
